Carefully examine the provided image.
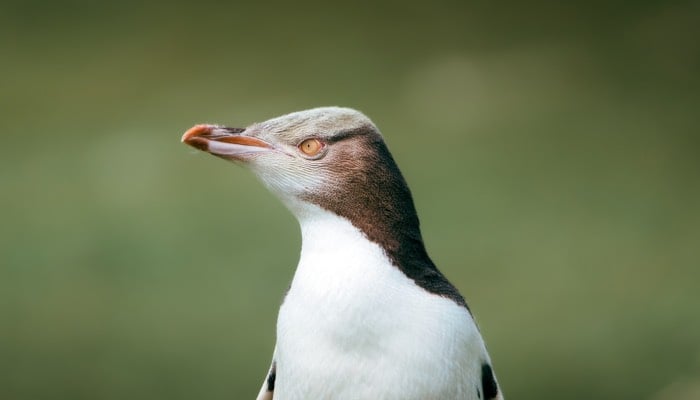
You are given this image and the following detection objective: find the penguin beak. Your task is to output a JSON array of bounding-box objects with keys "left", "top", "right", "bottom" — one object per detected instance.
[{"left": 181, "top": 124, "right": 274, "bottom": 160}]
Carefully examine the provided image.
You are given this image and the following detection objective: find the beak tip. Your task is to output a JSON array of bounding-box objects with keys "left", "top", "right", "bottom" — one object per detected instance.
[{"left": 181, "top": 124, "right": 213, "bottom": 143}]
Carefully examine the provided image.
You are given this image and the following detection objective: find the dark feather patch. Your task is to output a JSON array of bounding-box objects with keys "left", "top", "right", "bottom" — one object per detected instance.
[
  {"left": 266, "top": 361, "right": 276, "bottom": 392},
  {"left": 481, "top": 363, "right": 498, "bottom": 399}
]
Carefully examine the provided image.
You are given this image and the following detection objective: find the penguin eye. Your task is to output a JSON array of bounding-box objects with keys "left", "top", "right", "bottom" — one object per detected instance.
[{"left": 298, "top": 138, "right": 324, "bottom": 157}]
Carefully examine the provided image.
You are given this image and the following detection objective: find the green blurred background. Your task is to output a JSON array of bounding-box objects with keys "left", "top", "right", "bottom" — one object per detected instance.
[{"left": 2, "top": 1, "right": 699, "bottom": 399}]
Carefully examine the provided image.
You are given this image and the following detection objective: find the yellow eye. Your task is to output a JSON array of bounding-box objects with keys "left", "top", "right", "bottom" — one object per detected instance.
[{"left": 299, "top": 138, "right": 324, "bottom": 156}]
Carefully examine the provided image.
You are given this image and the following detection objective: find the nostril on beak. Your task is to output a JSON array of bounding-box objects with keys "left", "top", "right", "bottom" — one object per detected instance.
[{"left": 219, "top": 127, "right": 246, "bottom": 134}]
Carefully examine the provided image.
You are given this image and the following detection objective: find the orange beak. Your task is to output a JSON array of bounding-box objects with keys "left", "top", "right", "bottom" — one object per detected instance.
[{"left": 181, "top": 124, "right": 273, "bottom": 158}]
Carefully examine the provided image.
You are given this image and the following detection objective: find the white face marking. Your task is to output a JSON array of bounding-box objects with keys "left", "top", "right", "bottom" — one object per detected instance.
[{"left": 274, "top": 204, "right": 492, "bottom": 399}]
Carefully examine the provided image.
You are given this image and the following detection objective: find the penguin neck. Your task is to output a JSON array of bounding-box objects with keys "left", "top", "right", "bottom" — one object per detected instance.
[
  {"left": 291, "top": 193, "right": 467, "bottom": 309},
  {"left": 298, "top": 136, "right": 435, "bottom": 271},
  {"left": 289, "top": 136, "right": 467, "bottom": 308},
  {"left": 296, "top": 204, "right": 387, "bottom": 262}
]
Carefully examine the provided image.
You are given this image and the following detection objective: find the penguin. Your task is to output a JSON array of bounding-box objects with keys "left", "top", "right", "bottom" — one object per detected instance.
[{"left": 181, "top": 107, "right": 503, "bottom": 400}]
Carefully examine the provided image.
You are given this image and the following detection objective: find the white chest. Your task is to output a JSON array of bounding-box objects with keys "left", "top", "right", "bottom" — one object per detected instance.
[{"left": 273, "top": 207, "right": 489, "bottom": 400}]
